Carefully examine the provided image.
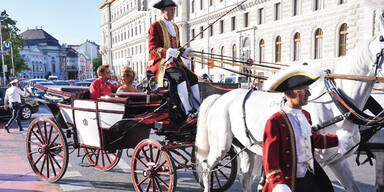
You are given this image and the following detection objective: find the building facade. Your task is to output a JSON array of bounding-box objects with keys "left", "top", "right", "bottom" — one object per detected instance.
[
  {"left": 19, "top": 28, "right": 66, "bottom": 79},
  {"left": 100, "top": 0, "right": 379, "bottom": 82}
]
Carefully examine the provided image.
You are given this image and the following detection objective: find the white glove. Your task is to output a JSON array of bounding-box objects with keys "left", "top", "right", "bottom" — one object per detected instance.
[
  {"left": 336, "top": 129, "right": 355, "bottom": 154},
  {"left": 272, "top": 184, "right": 291, "bottom": 192},
  {"left": 166, "top": 48, "right": 180, "bottom": 61}
]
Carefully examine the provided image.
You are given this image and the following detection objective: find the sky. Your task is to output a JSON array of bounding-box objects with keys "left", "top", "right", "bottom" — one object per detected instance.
[{"left": 2, "top": 0, "right": 105, "bottom": 45}]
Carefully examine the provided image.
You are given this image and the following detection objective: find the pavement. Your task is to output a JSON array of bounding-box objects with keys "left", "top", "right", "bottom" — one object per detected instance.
[{"left": 0, "top": 123, "right": 62, "bottom": 192}]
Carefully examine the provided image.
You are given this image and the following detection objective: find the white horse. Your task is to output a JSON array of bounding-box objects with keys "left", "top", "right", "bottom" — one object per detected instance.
[{"left": 195, "top": 13, "right": 384, "bottom": 192}]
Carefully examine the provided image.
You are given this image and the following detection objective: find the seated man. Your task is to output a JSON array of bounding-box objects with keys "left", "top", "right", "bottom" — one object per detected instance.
[
  {"left": 89, "top": 64, "right": 117, "bottom": 99},
  {"left": 147, "top": 0, "right": 200, "bottom": 119}
]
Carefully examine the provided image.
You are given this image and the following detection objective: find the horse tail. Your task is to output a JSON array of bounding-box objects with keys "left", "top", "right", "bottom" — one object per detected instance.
[{"left": 195, "top": 94, "right": 221, "bottom": 162}]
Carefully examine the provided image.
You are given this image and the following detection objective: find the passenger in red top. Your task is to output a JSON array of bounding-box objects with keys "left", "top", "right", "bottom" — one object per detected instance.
[{"left": 89, "top": 64, "right": 117, "bottom": 99}]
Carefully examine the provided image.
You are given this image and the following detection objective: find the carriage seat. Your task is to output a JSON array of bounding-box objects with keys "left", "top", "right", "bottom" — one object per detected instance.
[{"left": 114, "top": 92, "right": 163, "bottom": 104}]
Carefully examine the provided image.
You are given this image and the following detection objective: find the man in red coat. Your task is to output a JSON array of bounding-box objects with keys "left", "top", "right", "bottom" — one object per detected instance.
[
  {"left": 262, "top": 66, "right": 353, "bottom": 192},
  {"left": 147, "top": 0, "right": 199, "bottom": 119}
]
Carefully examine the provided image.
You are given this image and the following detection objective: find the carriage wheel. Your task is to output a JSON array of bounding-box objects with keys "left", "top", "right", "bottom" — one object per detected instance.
[
  {"left": 131, "top": 139, "right": 177, "bottom": 192},
  {"left": 192, "top": 146, "right": 238, "bottom": 192},
  {"left": 26, "top": 118, "right": 69, "bottom": 182},
  {"left": 83, "top": 147, "right": 122, "bottom": 171}
]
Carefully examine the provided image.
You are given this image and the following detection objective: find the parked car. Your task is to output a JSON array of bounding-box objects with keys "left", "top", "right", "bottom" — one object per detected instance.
[
  {"left": 33, "top": 81, "right": 55, "bottom": 97},
  {"left": 0, "top": 87, "right": 39, "bottom": 120},
  {"left": 219, "top": 75, "right": 250, "bottom": 88},
  {"left": 26, "top": 79, "right": 49, "bottom": 95},
  {"left": 52, "top": 80, "right": 70, "bottom": 86},
  {"left": 73, "top": 81, "right": 92, "bottom": 87}
]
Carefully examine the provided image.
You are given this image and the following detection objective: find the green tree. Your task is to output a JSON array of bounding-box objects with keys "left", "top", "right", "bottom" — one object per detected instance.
[
  {"left": 92, "top": 55, "right": 102, "bottom": 75},
  {"left": 1, "top": 10, "right": 29, "bottom": 82}
]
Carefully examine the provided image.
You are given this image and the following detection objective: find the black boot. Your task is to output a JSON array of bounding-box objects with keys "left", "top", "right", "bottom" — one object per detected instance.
[{"left": 4, "top": 126, "right": 9, "bottom": 133}]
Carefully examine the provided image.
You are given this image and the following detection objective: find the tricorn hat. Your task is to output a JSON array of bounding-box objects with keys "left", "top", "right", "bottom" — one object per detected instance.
[
  {"left": 152, "top": 0, "right": 181, "bottom": 9},
  {"left": 9, "top": 79, "right": 19, "bottom": 85},
  {"left": 263, "top": 65, "right": 322, "bottom": 92}
]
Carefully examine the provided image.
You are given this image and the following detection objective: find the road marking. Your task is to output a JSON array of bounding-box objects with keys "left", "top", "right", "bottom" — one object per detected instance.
[
  {"left": 60, "top": 181, "right": 94, "bottom": 191},
  {"left": 62, "top": 171, "right": 82, "bottom": 178},
  {"left": 117, "top": 159, "right": 131, "bottom": 173}
]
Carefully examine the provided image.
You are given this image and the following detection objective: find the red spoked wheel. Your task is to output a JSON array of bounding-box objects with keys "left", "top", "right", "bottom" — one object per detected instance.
[
  {"left": 83, "top": 147, "right": 122, "bottom": 171},
  {"left": 26, "top": 118, "right": 69, "bottom": 182},
  {"left": 131, "top": 139, "right": 177, "bottom": 192},
  {"left": 192, "top": 146, "right": 238, "bottom": 192}
]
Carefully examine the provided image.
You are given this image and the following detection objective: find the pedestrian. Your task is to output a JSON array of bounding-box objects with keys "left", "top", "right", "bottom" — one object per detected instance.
[
  {"left": 89, "top": 64, "right": 117, "bottom": 99},
  {"left": 147, "top": 0, "right": 200, "bottom": 120},
  {"left": 261, "top": 65, "right": 353, "bottom": 192},
  {"left": 4, "top": 79, "right": 26, "bottom": 133}
]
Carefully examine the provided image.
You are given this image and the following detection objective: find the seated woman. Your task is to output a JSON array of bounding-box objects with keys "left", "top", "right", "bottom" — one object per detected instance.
[
  {"left": 89, "top": 64, "right": 118, "bottom": 99},
  {"left": 117, "top": 66, "right": 139, "bottom": 93}
]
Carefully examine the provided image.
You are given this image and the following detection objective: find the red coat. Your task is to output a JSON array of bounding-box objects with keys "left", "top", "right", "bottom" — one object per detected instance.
[
  {"left": 262, "top": 110, "right": 338, "bottom": 192},
  {"left": 89, "top": 78, "right": 117, "bottom": 99},
  {"left": 147, "top": 20, "right": 180, "bottom": 76}
]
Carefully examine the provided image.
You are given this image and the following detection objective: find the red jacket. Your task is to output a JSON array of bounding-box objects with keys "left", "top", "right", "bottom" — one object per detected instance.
[
  {"left": 147, "top": 20, "right": 180, "bottom": 76},
  {"left": 262, "top": 110, "right": 338, "bottom": 192},
  {"left": 89, "top": 78, "right": 117, "bottom": 99}
]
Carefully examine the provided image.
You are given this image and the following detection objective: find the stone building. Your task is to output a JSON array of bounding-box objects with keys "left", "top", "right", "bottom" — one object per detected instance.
[{"left": 100, "top": 0, "right": 379, "bottom": 82}]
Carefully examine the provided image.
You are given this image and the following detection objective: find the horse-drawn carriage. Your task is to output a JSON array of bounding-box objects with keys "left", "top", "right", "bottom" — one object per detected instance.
[{"left": 26, "top": 82, "right": 238, "bottom": 191}]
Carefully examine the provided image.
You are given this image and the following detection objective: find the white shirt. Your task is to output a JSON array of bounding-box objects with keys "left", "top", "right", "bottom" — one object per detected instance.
[
  {"left": 283, "top": 105, "right": 314, "bottom": 178},
  {"left": 161, "top": 17, "right": 176, "bottom": 37},
  {"left": 5, "top": 85, "right": 24, "bottom": 103}
]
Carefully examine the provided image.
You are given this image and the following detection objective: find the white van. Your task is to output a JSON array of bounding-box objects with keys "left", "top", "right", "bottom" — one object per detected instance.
[
  {"left": 48, "top": 76, "right": 58, "bottom": 81},
  {"left": 219, "top": 76, "right": 250, "bottom": 88}
]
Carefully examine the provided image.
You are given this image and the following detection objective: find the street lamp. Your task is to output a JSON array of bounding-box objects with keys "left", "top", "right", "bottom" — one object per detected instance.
[{"left": 0, "top": 16, "right": 7, "bottom": 86}]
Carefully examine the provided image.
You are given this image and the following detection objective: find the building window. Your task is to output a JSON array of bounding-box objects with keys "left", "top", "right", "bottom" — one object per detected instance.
[
  {"left": 200, "top": 26, "right": 204, "bottom": 38},
  {"left": 293, "top": 0, "right": 299, "bottom": 16},
  {"left": 220, "top": 20, "right": 224, "bottom": 34},
  {"left": 258, "top": 8, "right": 264, "bottom": 25},
  {"left": 274, "top": 3, "right": 281, "bottom": 21},
  {"left": 209, "top": 25, "right": 213, "bottom": 36},
  {"left": 339, "top": 0, "right": 345, "bottom": 4},
  {"left": 192, "top": 0, "right": 195, "bottom": 13},
  {"left": 244, "top": 12, "right": 249, "bottom": 28},
  {"left": 293, "top": 32, "right": 301, "bottom": 61},
  {"left": 191, "top": 29, "right": 195, "bottom": 39},
  {"left": 259, "top": 39, "right": 264, "bottom": 63},
  {"left": 210, "top": 0, "right": 213, "bottom": 6},
  {"left": 200, "top": 0, "right": 203, "bottom": 10},
  {"left": 221, "top": 46, "right": 225, "bottom": 67},
  {"left": 314, "top": 0, "right": 322, "bottom": 11},
  {"left": 231, "top": 16, "right": 236, "bottom": 31},
  {"left": 232, "top": 44, "right": 237, "bottom": 64},
  {"left": 338, "top": 23, "right": 348, "bottom": 57},
  {"left": 314, "top": 28, "right": 323, "bottom": 59},
  {"left": 275, "top": 36, "right": 282, "bottom": 62}
]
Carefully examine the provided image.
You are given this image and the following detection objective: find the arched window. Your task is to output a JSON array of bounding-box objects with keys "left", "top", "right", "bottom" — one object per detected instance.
[
  {"left": 338, "top": 23, "right": 347, "bottom": 57},
  {"left": 293, "top": 32, "right": 301, "bottom": 61},
  {"left": 232, "top": 44, "right": 237, "bottom": 65},
  {"left": 259, "top": 39, "right": 265, "bottom": 64},
  {"left": 314, "top": 28, "right": 323, "bottom": 59},
  {"left": 275, "top": 36, "right": 282, "bottom": 62},
  {"left": 221, "top": 46, "right": 225, "bottom": 67}
]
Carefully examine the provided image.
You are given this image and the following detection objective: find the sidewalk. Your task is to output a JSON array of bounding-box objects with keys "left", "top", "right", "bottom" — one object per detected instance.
[{"left": 0, "top": 126, "right": 62, "bottom": 192}]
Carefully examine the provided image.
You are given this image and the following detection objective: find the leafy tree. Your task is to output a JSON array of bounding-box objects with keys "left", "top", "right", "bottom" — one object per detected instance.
[
  {"left": 0, "top": 10, "right": 29, "bottom": 82},
  {"left": 92, "top": 55, "right": 102, "bottom": 74}
]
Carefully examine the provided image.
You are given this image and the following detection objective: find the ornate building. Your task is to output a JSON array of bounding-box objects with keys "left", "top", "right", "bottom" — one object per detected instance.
[{"left": 100, "top": 0, "right": 379, "bottom": 82}]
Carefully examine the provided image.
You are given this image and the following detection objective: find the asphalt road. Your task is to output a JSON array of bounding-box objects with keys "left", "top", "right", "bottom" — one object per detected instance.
[{"left": 0, "top": 105, "right": 378, "bottom": 191}]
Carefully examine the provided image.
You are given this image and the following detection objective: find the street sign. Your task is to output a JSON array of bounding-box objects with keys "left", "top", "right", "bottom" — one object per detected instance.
[
  {"left": 0, "top": 50, "right": 8, "bottom": 55},
  {"left": 3, "top": 41, "right": 11, "bottom": 49},
  {"left": 2, "top": 65, "right": 7, "bottom": 72}
]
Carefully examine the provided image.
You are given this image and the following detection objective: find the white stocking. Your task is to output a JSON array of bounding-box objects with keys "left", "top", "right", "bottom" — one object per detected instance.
[
  {"left": 190, "top": 84, "right": 200, "bottom": 111},
  {"left": 177, "top": 81, "right": 192, "bottom": 114}
]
